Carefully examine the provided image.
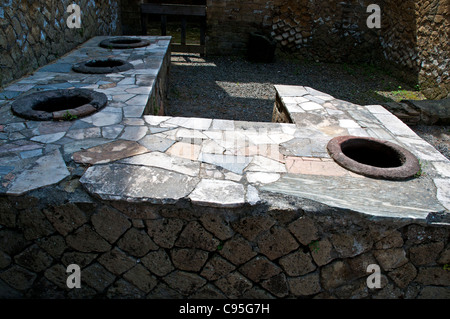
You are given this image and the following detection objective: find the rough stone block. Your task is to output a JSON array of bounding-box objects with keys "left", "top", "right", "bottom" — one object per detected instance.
[
  {"left": 415, "top": 267, "right": 450, "bottom": 286},
  {"left": 82, "top": 263, "right": 116, "bottom": 293},
  {"left": 123, "top": 264, "right": 158, "bottom": 293},
  {"left": 374, "top": 248, "right": 408, "bottom": 271},
  {"left": 0, "top": 265, "right": 36, "bottom": 291},
  {"left": 106, "top": 278, "right": 146, "bottom": 299},
  {"left": 117, "top": 228, "right": 158, "bottom": 257},
  {"left": 38, "top": 235, "right": 67, "bottom": 259},
  {"left": 14, "top": 244, "right": 53, "bottom": 273},
  {"left": 91, "top": 206, "right": 131, "bottom": 244},
  {"left": 409, "top": 242, "right": 444, "bottom": 266},
  {"left": 334, "top": 279, "right": 370, "bottom": 299},
  {"left": 0, "top": 251, "right": 11, "bottom": 269},
  {"left": 388, "top": 262, "right": 417, "bottom": 289},
  {"left": 0, "top": 229, "right": 29, "bottom": 256},
  {"left": 146, "top": 218, "right": 184, "bottom": 249},
  {"left": 66, "top": 225, "right": 111, "bottom": 253},
  {"left": 0, "top": 198, "right": 16, "bottom": 228},
  {"left": 61, "top": 252, "right": 97, "bottom": 268},
  {"left": 288, "top": 272, "right": 322, "bottom": 296},
  {"left": 331, "top": 232, "right": 373, "bottom": 258},
  {"left": 220, "top": 236, "right": 257, "bottom": 266},
  {"left": 257, "top": 226, "right": 299, "bottom": 260},
  {"left": 200, "top": 213, "right": 234, "bottom": 241},
  {"left": 43, "top": 203, "right": 87, "bottom": 236},
  {"left": 175, "top": 221, "right": 220, "bottom": 252},
  {"left": 279, "top": 250, "right": 316, "bottom": 276},
  {"left": 287, "top": 216, "right": 319, "bottom": 245},
  {"left": 163, "top": 271, "right": 207, "bottom": 296},
  {"left": 200, "top": 255, "right": 236, "bottom": 281},
  {"left": 310, "top": 238, "right": 337, "bottom": 266},
  {"left": 374, "top": 230, "right": 404, "bottom": 249},
  {"left": 239, "top": 256, "right": 281, "bottom": 282},
  {"left": 98, "top": 248, "right": 136, "bottom": 275},
  {"left": 320, "top": 260, "right": 355, "bottom": 290},
  {"left": 418, "top": 286, "right": 450, "bottom": 299},
  {"left": 18, "top": 208, "right": 55, "bottom": 240},
  {"left": 260, "top": 273, "right": 288, "bottom": 298},
  {"left": 111, "top": 202, "right": 160, "bottom": 219},
  {"left": 190, "top": 284, "right": 227, "bottom": 299},
  {"left": 141, "top": 249, "right": 174, "bottom": 277},
  {"left": 232, "top": 215, "right": 276, "bottom": 241},
  {"left": 171, "top": 248, "right": 209, "bottom": 272},
  {"left": 43, "top": 264, "right": 69, "bottom": 290},
  {"left": 347, "top": 252, "right": 378, "bottom": 278},
  {"left": 214, "top": 271, "right": 253, "bottom": 298}
]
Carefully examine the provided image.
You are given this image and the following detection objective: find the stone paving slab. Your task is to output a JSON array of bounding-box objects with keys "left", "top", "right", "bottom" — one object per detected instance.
[
  {"left": 80, "top": 163, "right": 200, "bottom": 204},
  {"left": 0, "top": 38, "right": 449, "bottom": 222},
  {"left": 7, "top": 150, "right": 70, "bottom": 196},
  {"left": 261, "top": 173, "right": 445, "bottom": 219}
]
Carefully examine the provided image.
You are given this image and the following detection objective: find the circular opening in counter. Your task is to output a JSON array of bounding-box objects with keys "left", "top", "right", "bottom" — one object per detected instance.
[
  {"left": 11, "top": 89, "right": 108, "bottom": 121},
  {"left": 72, "top": 58, "right": 134, "bottom": 74},
  {"left": 99, "top": 37, "right": 151, "bottom": 49},
  {"left": 327, "top": 136, "right": 420, "bottom": 180}
]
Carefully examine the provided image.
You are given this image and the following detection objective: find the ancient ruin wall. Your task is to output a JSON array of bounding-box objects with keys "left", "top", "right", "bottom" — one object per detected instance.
[
  {"left": 415, "top": 0, "right": 449, "bottom": 99},
  {"left": 0, "top": 192, "right": 449, "bottom": 299},
  {"left": 206, "top": 0, "right": 449, "bottom": 99},
  {"left": 0, "top": 0, "right": 121, "bottom": 88}
]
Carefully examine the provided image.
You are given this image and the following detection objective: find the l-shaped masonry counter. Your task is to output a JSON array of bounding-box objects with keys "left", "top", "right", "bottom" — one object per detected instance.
[{"left": 0, "top": 36, "right": 449, "bottom": 299}]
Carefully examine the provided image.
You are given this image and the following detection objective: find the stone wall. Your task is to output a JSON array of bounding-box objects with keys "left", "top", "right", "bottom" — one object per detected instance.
[
  {"left": 0, "top": 0, "right": 121, "bottom": 88},
  {"left": 207, "top": 0, "right": 384, "bottom": 64},
  {"left": 415, "top": 0, "right": 449, "bottom": 99},
  {"left": 1, "top": 190, "right": 449, "bottom": 299},
  {"left": 206, "top": 0, "right": 449, "bottom": 99},
  {"left": 145, "top": 43, "right": 171, "bottom": 116}
]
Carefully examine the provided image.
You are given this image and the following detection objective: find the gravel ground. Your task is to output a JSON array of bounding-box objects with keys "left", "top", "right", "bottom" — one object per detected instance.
[{"left": 167, "top": 53, "right": 449, "bottom": 160}]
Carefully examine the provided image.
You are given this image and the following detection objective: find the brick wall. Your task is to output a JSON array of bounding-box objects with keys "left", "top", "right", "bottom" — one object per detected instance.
[{"left": 0, "top": 0, "right": 121, "bottom": 88}]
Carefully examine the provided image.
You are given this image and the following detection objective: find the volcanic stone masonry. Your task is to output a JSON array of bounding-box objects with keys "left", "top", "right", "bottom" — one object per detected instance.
[
  {"left": 0, "top": 0, "right": 121, "bottom": 88},
  {"left": 204, "top": 0, "right": 449, "bottom": 99},
  {"left": 1, "top": 0, "right": 449, "bottom": 99}
]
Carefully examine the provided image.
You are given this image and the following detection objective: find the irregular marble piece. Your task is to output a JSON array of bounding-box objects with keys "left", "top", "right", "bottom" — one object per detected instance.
[
  {"left": 261, "top": 174, "right": 446, "bottom": 220},
  {"left": 120, "top": 151, "right": 200, "bottom": 177},
  {"left": 189, "top": 179, "right": 246, "bottom": 208},
  {"left": 198, "top": 153, "right": 252, "bottom": 175},
  {"left": 138, "top": 134, "right": 175, "bottom": 152},
  {"left": 7, "top": 150, "right": 70, "bottom": 195},
  {"left": 72, "top": 140, "right": 150, "bottom": 165},
  {"left": 80, "top": 163, "right": 199, "bottom": 203}
]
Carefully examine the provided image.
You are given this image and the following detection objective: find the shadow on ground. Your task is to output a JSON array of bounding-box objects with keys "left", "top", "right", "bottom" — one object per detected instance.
[{"left": 166, "top": 53, "right": 421, "bottom": 123}]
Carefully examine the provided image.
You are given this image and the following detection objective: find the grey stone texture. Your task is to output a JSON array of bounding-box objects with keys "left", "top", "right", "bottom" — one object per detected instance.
[
  {"left": 0, "top": 1, "right": 121, "bottom": 88},
  {"left": 203, "top": 0, "right": 449, "bottom": 99},
  {"left": 0, "top": 192, "right": 449, "bottom": 299},
  {"left": 0, "top": 28, "right": 448, "bottom": 300}
]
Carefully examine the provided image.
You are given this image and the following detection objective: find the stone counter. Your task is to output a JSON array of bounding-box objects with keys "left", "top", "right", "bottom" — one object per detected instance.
[{"left": 0, "top": 36, "right": 449, "bottom": 299}]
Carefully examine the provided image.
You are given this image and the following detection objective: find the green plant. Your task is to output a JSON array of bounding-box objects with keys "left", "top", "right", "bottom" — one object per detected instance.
[
  {"left": 414, "top": 160, "right": 428, "bottom": 177},
  {"left": 308, "top": 240, "right": 320, "bottom": 253},
  {"left": 63, "top": 111, "right": 78, "bottom": 121}
]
